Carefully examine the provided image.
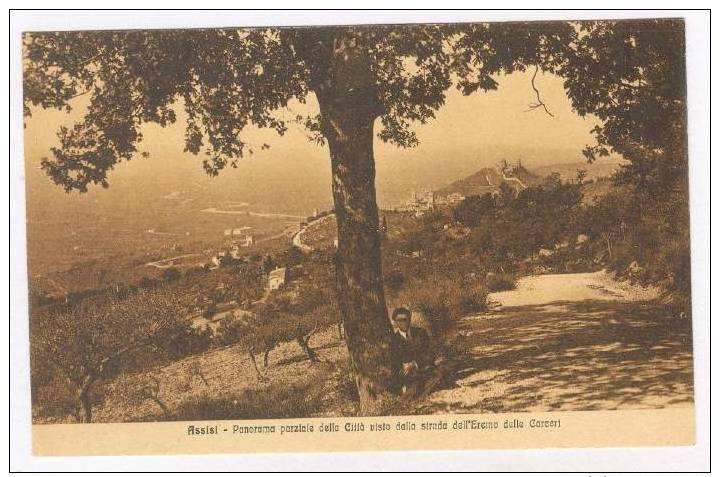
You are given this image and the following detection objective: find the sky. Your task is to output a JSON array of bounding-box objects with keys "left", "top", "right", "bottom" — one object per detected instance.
[{"left": 23, "top": 69, "right": 609, "bottom": 209}]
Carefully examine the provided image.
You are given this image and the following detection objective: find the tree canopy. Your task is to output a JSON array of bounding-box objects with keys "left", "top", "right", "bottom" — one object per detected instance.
[
  {"left": 24, "top": 20, "right": 686, "bottom": 195},
  {"left": 559, "top": 19, "right": 687, "bottom": 195},
  {"left": 23, "top": 22, "right": 579, "bottom": 190}
]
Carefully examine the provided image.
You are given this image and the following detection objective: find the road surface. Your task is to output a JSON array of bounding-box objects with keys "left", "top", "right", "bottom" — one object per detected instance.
[
  {"left": 419, "top": 271, "right": 694, "bottom": 414},
  {"left": 292, "top": 214, "right": 334, "bottom": 252}
]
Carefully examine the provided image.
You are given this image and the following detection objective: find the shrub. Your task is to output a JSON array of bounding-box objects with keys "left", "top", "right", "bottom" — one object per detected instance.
[
  {"left": 395, "top": 275, "right": 488, "bottom": 335},
  {"left": 213, "top": 316, "right": 245, "bottom": 347},
  {"left": 485, "top": 272, "right": 516, "bottom": 292},
  {"left": 384, "top": 270, "right": 405, "bottom": 293},
  {"left": 580, "top": 185, "right": 691, "bottom": 313},
  {"left": 459, "top": 285, "right": 490, "bottom": 314},
  {"left": 138, "top": 276, "right": 157, "bottom": 289},
  {"left": 30, "top": 287, "right": 189, "bottom": 423},
  {"left": 165, "top": 375, "right": 329, "bottom": 421},
  {"left": 156, "top": 325, "right": 213, "bottom": 360},
  {"left": 162, "top": 267, "right": 181, "bottom": 282}
]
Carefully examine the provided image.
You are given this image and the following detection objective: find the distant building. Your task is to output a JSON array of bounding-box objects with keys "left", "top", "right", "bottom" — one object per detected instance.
[
  {"left": 426, "top": 191, "right": 435, "bottom": 209},
  {"left": 402, "top": 190, "right": 437, "bottom": 215},
  {"left": 225, "top": 227, "right": 252, "bottom": 238},
  {"left": 211, "top": 251, "right": 227, "bottom": 267},
  {"left": 243, "top": 235, "right": 254, "bottom": 247},
  {"left": 445, "top": 224, "right": 471, "bottom": 240},
  {"left": 268, "top": 267, "right": 288, "bottom": 290},
  {"left": 445, "top": 192, "right": 465, "bottom": 204}
]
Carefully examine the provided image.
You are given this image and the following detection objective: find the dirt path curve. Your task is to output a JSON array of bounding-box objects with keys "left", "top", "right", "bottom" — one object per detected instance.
[
  {"left": 419, "top": 271, "right": 694, "bottom": 414},
  {"left": 292, "top": 214, "right": 334, "bottom": 252}
]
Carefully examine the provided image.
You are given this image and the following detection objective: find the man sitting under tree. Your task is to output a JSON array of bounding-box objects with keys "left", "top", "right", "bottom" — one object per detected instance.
[{"left": 390, "top": 307, "right": 435, "bottom": 397}]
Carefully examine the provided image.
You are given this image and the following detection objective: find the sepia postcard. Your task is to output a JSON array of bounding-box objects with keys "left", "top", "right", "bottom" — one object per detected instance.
[{"left": 16, "top": 12, "right": 703, "bottom": 460}]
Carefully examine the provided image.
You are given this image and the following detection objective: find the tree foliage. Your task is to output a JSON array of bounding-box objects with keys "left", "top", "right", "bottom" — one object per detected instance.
[
  {"left": 456, "top": 177, "right": 584, "bottom": 261},
  {"left": 559, "top": 19, "right": 687, "bottom": 195},
  {"left": 30, "top": 288, "right": 189, "bottom": 422},
  {"left": 22, "top": 22, "right": 580, "bottom": 191}
]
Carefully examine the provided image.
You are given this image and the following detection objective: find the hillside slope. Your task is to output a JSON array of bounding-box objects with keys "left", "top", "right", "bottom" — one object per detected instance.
[
  {"left": 59, "top": 270, "right": 692, "bottom": 423},
  {"left": 532, "top": 160, "right": 624, "bottom": 182},
  {"left": 437, "top": 160, "right": 621, "bottom": 200},
  {"left": 438, "top": 165, "right": 542, "bottom": 197}
]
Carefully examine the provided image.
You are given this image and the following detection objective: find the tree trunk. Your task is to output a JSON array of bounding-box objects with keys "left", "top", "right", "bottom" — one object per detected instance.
[
  {"left": 77, "top": 389, "right": 92, "bottom": 423},
  {"left": 248, "top": 351, "right": 264, "bottom": 381},
  {"left": 315, "top": 89, "right": 395, "bottom": 416},
  {"left": 263, "top": 348, "right": 271, "bottom": 368},
  {"left": 151, "top": 397, "right": 170, "bottom": 416},
  {"left": 603, "top": 233, "right": 613, "bottom": 259},
  {"left": 297, "top": 335, "right": 319, "bottom": 363},
  {"left": 292, "top": 31, "right": 396, "bottom": 414}
]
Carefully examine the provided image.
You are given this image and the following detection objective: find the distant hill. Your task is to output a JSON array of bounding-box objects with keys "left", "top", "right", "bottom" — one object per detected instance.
[
  {"left": 580, "top": 177, "right": 616, "bottom": 204},
  {"left": 436, "top": 160, "right": 622, "bottom": 199},
  {"left": 436, "top": 167, "right": 502, "bottom": 197},
  {"left": 437, "top": 164, "right": 541, "bottom": 198},
  {"left": 507, "top": 164, "right": 543, "bottom": 188},
  {"left": 531, "top": 160, "right": 623, "bottom": 182}
]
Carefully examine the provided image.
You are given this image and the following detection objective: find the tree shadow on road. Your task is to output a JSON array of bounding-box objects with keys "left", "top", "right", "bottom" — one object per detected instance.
[{"left": 418, "top": 299, "right": 694, "bottom": 414}]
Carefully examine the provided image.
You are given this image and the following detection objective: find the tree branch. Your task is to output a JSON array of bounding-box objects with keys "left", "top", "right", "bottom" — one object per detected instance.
[
  {"left": 525, "top": 66, "right": 554, "bottom": 117},
  {"left": 68, "top": 89, "right": 91, "bottom": 101}
]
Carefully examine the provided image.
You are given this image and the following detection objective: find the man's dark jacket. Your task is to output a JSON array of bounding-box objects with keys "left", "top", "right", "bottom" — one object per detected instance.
[{"left": 390, "top": 326, "right": 433, "bottom": 374}]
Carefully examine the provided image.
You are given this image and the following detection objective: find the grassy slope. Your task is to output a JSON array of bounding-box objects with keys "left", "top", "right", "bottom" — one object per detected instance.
[{"left": 92, "top": 327, "right": 355, "bottom": 423}]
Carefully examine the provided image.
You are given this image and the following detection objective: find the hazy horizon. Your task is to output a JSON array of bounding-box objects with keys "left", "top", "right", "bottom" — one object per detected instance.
[{"left": 24, "top": 69, "right": 622, "bottom": 214}]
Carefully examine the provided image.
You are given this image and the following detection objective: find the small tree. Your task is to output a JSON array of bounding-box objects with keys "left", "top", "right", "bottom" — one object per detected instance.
[
  {"left": 251, "top": 287, "right": 329, "bottom": 366},
  {"left": 453, "top": 193, "right": 497, "bottom": 227},
  {"left": 130, "top": 374, "right": 170, "bottom": 417},
  {"left": 30, "top": 288, "right": 188, "bottom": 422},
  {"left": 576, "top": 169, "right": 588, "bottom": 186},
  {"left": 187, "top": 361, "right": 210, "bottom": 387},
  {"left": 161, "top": 266, "right": 181, "bottom": 282},
  {"left": 581, "top": 191, "right": 636, "bottom": 261}
]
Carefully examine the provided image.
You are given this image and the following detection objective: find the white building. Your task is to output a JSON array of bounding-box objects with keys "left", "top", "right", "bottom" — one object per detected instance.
[
  {"left": 211, "top": 251, "right": 227, "bottom": 267},
  {"left": 268, "top": 267, "right": 288, "bottom": 290}
]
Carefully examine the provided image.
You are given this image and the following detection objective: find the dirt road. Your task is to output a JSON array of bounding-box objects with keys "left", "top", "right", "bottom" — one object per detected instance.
[
  {"left": 292, "top": 213, "right": 334, "bottom": 252},
  {"left": 419, "top": 271, "right": 694, "bottom": 414}
]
